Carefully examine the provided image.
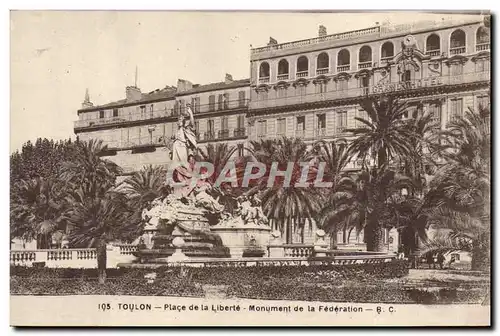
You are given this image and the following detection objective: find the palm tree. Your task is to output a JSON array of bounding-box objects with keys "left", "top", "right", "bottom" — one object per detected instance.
[
  {"left": 319, "top": 166, "right": 414, "bottom": 251},
  {"left": 60, "top": 139, "right": 123, "bottom": 284},
  {"left": 10, "top": 177, "right": 66, "bottom": 248},
  {"left": 423, "top": 105, "right": 490, "bottom": 270},
  {"left": 119, "top": 165, "right": 172, "bottom": 239},
  {"left": 345, "top": 96, "right": 417, "bottom": 251},
  {"left": 248, "top": 137, "right": 321, "bottom": 243},
  {"left": 312, "top": 139, "right": 351, "bottom": 247},
  {"left": 348, "top": 95, "right": 414, "bottom": 168}
]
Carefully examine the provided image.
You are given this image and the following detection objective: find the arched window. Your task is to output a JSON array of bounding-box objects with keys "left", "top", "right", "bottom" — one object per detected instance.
[
  {"left": 476, "top": 26, "right": 490, "bottom": 51},
  {"left": 278, "top": 59, "right": 289, "bottom": 75},
  {"left": 277, "top": 59, "right": 290, "bottom": 80},
  {"left": 450, "top": 29, "right": 466, "bottom": 54},
  {"left": 359, "top": 46, "right": 372, "bottom": 63},
  {"left": 259, "top": 62, "right": 270, "bottom": 80},
  {"left": 337, "top": 49, "right": 350, "bottom": 71},
  {"left": 296, "top": 56, "right": 309, "bottom": 77},
  {"left": 317, "top": 52, "right": 329, "bottom": 73},
  {"left": 381, "top": 42, "right": 394, "bottom": 59},
  {"left": 426, "top": 34, "right": 441, "bottom": 55}
]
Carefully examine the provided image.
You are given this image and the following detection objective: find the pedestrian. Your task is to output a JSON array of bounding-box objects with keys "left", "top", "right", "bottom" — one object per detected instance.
[
  {"left": 437, "top": 252, "right": 445, "bottom": 269},
  {"left": 426, "top": 252, "right": 435, "bottom": 269}
]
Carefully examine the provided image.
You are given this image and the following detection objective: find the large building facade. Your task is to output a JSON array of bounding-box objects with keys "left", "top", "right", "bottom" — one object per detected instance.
[{"left": 74, "top": 15, "right": 490, "bottom": 248}]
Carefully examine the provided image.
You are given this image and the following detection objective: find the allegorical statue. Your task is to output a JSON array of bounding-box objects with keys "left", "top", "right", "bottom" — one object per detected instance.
[{"left": 171, "top": 103, "right": 197, "bottom": 165}]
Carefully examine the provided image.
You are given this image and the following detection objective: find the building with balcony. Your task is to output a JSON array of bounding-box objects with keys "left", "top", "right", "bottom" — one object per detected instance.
[
  {"left": 248, "top": 16, "right": 490, "bottom": 153},
  {"left": 75, "top": 74, "right": 249, "bottom": 173},
  {"left": 247, "top": 15, "right": 490, "bottom": 246}
]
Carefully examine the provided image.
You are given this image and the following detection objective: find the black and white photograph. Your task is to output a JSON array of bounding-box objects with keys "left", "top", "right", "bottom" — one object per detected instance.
[{"left": 8, "top": 10, "right": 491, "bottom": 327}]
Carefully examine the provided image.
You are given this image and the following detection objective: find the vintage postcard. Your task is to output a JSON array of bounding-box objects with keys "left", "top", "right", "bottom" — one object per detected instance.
[{"left": 10, "top": 10, "right": 491, "bottom": 327}]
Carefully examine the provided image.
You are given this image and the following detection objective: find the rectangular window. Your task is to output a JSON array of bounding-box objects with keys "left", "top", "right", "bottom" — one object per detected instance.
[
  {"left": 257, "top": 120, "right": 267, "bottom": 137},
  {"left": 99, "top": 110, "right": 105, "bottom": 119},
  {"left": 218, "top": 94, "right": 224, "bottom": 110},
  {"left": 277, "top": 118, "right": 286, "bottom": 135},
  {"left": 238, "top": 91, "right": 246, "bottom": 107},
  {"left": 277, "top": 87, "right": 287, "bottom": 99},
  {"left": 207, "top": 119, "right": 215, "bottom": 139},
  {"left": 191, "top": 97, "right": 200, "bottom": 113},
  {"left": 179, "top": 100, "right": 185, "bottom": 114},
  {"left": 112, "top": 108, "right": 119, "bottom": 117},
  {"left": 150, "top": 104, "right": 154, "bottom": 118},
  {"left": 209, "top": 95, "right": 216, "bottom": 112},
  {"left": 475, "top": 59, "right": 490, "bottom": 72},
  {"left": 221, "top": 116, "right": 229, "bottom": 131},
  {"left": 223, "top": 93, "right": 229, "bottom": 109},
  {"left": 317, "top": 114, "right": 326, "bottom": 129},
  {"left": 315, "top": 82, "right": 327, "bottom": 94},
  {"left": 451, "top": 63, "right": 463, "bottom": 76},
  {"left": 140, "top": 105, "right": 146, "bottom": 118},
  {"left": 296, "top": 85, "right": 306, "bottom": 96},
  {"left": 296, "top": 116, "right": 305, "bottom": 130},
  {"left": 173, "top": 101, "right": 180, "bottom": 115},
  {"left": 450, "top": 98, "right": 464, "bottom": 121},
  {"left": 428, "top": 102, "right": 442, "bottom": 123},
  {"left": 477, "top": 95, "right": 489, "bottom": 110},
  {"left": 237, "top": 115, "right": 245, "bottom": 129},
  {"left": 356, "top": 109, "right": 368, "bottom": 127},
  {"left": 258, "top": 91, "right": 268, "bottom": 101},
  {"left": 338, "top": 79, "right": 348, "bottom": 91},
  {"left": 336, "top": 111, "right": 348, "bottom": 132},
  {"left": 195, "top": 97, "right": 200, "bottom": 113}
]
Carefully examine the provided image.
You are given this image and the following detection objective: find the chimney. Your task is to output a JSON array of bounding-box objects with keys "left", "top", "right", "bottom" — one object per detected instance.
[
  {"left": 81, "top": 88, "right": 94, "bottom": 109},
  {"left": 176, "top": 79, "right": 193, "bottom": 93},
  {"left": 318, "top": 25, "right": 327, "bottom": 37},
  {"left": 225, "top": 73, "right": 233, "bottom": 84},
  {"left": 267, "top": 37, "right": 278, "bottom": 46},
  {"left": 126, "top": 86, "right": 142, "bottom": 102}
]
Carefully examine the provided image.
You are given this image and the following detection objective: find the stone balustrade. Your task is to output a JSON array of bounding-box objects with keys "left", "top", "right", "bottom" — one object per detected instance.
[{"left": 10, "top": 244, "right": 138, "bottom": 269}]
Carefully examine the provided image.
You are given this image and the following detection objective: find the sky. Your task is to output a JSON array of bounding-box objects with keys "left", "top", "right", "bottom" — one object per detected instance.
[{"left": 9, "top": 10, "right": 483, "bottom": 153}]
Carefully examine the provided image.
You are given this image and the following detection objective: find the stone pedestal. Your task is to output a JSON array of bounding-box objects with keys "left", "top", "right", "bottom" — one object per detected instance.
[
  {"left": 211, "top": 220, "right": 271, "bottom": 258},
  {"left": 313, "top": 229, "right": 329, "bottom": 257}
]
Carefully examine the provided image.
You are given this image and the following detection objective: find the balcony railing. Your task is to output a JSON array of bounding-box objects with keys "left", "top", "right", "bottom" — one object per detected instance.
[
  {"left": 316, "top": 127, "right": 326, "bottom": 138},
  {"left": 476, "top": 43, "right": 490, "bottom": 51},
  {"left": 204, "top": 131, "right": 216, "bottom": 140},
  {"left": 358, "top": 61, "right": 372, "bottom": 69},
  {"left": 234, "top": 128, "right": 246, "bottom": 137},
  {"left": 296, "top": 71, "right": 308, "bottom": 78},
  {"left": 75, "top": 99, "right": 249, "bottom": 129},
  {"left": 259, "top": 77, "right": 270, "bottom": 84},
  {"left": 336, "top": 126, "right": 347, "bottom": 134},
  {"left": 380, "top": 56, "right": 394, "bottom": 63},
  {"left": 251, "top": 26, "right": 380, "bottom": 55},
  {"left": 316, "top": 68, "right": 329, "bottom": 75},
  {"left": 277, "top": 74, "right": 289, "bottom": 80},
  {"left": 337, "top": 65, "right": 350, "bottom": 72},
  {"left": 250, "top": 71, "right": 490, "bottom": 110},
  {"left": 450, "top": 46, "right": 466, "bottom": 55},
  {"left": 426, "top": 49, "right": 441, "bottom": 57},
  {"left": 218, "top": 129, "right": 230, "bottom": 139}
]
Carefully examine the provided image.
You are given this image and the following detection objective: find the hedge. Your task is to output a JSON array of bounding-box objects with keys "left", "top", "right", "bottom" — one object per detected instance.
[{"left": 10, "top": 261, "right": 489, "bottom": 303}]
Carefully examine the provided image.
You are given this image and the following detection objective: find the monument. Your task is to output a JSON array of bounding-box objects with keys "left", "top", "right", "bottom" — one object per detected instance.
[{"left": 133, "top": 104, "right": 271, "bottom": 264}]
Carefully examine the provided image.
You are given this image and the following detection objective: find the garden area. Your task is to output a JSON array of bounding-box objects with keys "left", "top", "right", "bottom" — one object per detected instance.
[{"left": 10, "top": 261, "right": 490, "bottom": 304}]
